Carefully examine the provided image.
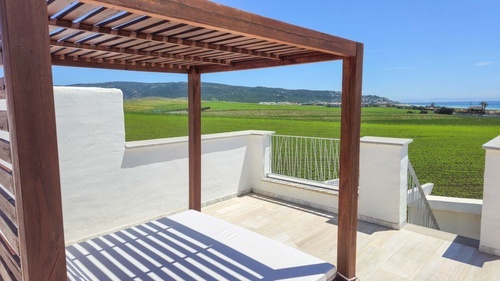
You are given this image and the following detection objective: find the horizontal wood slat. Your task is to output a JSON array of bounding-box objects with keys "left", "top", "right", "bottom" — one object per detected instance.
[
  {"left": 0, "top": 139, "right": 12, "bottom": 164},
  {"left": 0, "top": 208, "right": 19, "bottom": 256},
  {"left": 0, "top": 187, "right": 16, "bottom": 232},
  {"left": 0, "top": 164, "right": 13, "bottom": 195},
  {"left": 199, "top": 53, "right": 343, "bottom": 73},
  {"left": 48, "top": 18, "right": 282, "bottom": 61},
  {"left": 0, "top": 234, "right": 20, "bottom": 281},
  {"left": 52, "top": 55, "right": 189, "bottom": 73},
  {"left": 0, "top": 256, "right": 16, "bottom": 281},
  {"left": 0, "top": 111, "right": 8, "bottom": 132},
  {"left": 78, "top": 0, "right": 357, "bottom": 57}
]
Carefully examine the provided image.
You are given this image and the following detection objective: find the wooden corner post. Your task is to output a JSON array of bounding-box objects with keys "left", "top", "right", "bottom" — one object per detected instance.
[
  {"left": 188, "top": 67, "right": 202, "bottom": 211},
  {"left": 0, "top": 0, "right": 67, "bottom": 280},
  {"left": 337, "top": 42, "right": 363, "bottom": 280}
]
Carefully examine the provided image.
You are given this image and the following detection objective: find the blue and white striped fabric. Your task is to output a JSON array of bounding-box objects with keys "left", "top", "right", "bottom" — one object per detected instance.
[{"left": 66, "top": 210, "right": 336, "bottom": 281}]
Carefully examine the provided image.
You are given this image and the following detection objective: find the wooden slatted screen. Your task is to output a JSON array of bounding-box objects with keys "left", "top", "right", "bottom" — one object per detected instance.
[{"left": 0, "top": 77, "right": 21, "bottom": 281}]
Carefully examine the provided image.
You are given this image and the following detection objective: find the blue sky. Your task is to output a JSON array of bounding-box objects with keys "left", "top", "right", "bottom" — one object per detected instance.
[{"left": 51, "top": 0, "right": 500, "bottom": 102}]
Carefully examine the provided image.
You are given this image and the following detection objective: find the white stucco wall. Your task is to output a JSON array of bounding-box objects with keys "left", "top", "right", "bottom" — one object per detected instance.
[
  {"left": 55, "top": 86, "right": 438, "bottom": 245},
  {"left": 54, "top": 87, "right": 267, "bottom": 244},
  {"left": 252, "top": 136, "right": 414, "bottom": 229},
  {"left": 358, "top": 136, "right": 413, "bottom": 229},
  {"left": 427, "top": 195, "right": 482, "bottom": 239},
  {"left": 480, "top": 136, "right": 500, "bottom": 256}
]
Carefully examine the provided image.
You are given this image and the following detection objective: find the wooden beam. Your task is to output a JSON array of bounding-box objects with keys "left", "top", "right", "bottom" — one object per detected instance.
[
  {"left": 337, "top": 42, "right": 363, "bottom": 281},
  {"left": 188, "top": 67, "right": 201, "bottom": 211},
  {"left": 52, "top": 55, "right": 189, "bottom": 74},
  {"left": 0, "top": 0, "right": 68, "bottom": 280},
  {"left": 79, "top": 0, "right": 357, "bottom": 57},
  {"left": 199, "top": 53, "right": 343, "bottom": 73},
  {"left": 49, "top": 18, "right": 280, "bottom": 61},
  {"left": 49, "top": 38, "right": 231, "bottom": 66}
]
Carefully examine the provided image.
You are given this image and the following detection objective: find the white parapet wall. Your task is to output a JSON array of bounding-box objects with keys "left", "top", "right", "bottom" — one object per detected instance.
[
  {"left": 480, "top": 136, "right": 500, "bottom": 256},
  {"left": 54, "top": 87, "right": 271, "bottom": 244},
  {"left": 252, "top": 135, "right": 414, "bottom": 229},
  {"left": 56, "top": 86, "right": 421, "bottom": 244},
  {"left": 427, "top": 195, "right": 482, "bottom": 240},
  {"left": 358, "top": 136, "right": 413, "bottom": 229},
  {"left": 251, "top": 134, "right": 340, "bottom": 214}
]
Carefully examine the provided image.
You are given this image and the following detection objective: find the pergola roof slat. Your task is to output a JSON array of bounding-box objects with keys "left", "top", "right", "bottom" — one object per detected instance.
[
  {"left": 47, "top": 0, "right": 73, "bottom": 16},
  {"left": 60, "top": 4, "right": 98, "bottom": 22},
  {"left": 80, "top": 6, "right": 121, "bottom": 25},
  {"left": 40, "top": 0, "right": 358, "bottom": 73},
  {"left": 79, "top": 0, "right": 357, "bottom": 57}
]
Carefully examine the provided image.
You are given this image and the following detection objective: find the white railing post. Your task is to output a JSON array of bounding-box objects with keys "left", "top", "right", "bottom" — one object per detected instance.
[
  {"left": 480, "top": 136, "right": 500, "bottom": 256},
  {"left": 249, "top": 131, "right": 274, "bottom": 180},
  {"left": 358, "top": 137, "right": 413, "bottom": 229}
]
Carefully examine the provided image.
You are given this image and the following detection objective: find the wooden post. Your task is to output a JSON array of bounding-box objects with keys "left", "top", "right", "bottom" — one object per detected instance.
[
  {"left": 0, "top": 0, "right": 67, "bottom": 280},
  {"left": 337, "top": 42, "right": 363, "bottom": 280},
  {"left": 188, "top": 67, "right": 202, "bottom": 211}
]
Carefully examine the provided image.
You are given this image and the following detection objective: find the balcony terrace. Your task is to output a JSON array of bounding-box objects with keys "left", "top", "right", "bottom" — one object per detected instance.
[
  {"left": 203, "top": 194, "right": 500, "bottom": 281},
  {"left": 49, "top": 87, "right": 498, "bottom": 280},
  {"left": 1, "top": 0, "right": 500, "bottom": 280}
]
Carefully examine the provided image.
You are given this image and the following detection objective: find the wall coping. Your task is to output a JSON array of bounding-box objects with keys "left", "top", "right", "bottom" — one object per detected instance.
[
  {"left": 427, "top": 195, "right": 483, "bottom": 215},
  {"left": 483, "top": 135, "right": 500, "bottom": 151},
  {"left": 126, "top": 130, "right": 275, "bottom": 149},
  {"left": 361, "top": 136, "right": 413, "bottom": 146}
]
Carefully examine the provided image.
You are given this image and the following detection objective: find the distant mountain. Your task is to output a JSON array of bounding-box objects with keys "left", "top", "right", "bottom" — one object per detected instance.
[{"left": 69, "top": 81, "right": 394, "bottom": 104}]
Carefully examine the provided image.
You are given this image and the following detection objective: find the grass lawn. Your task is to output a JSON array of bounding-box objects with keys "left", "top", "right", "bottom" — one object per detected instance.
[{"left": 124, "top": 98, "right": 500, "bottom": 199}]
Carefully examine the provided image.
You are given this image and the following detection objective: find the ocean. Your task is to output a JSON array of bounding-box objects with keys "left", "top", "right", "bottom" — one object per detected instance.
[{"left": 409, "top": 101, "right": 500, "bottom": 110}]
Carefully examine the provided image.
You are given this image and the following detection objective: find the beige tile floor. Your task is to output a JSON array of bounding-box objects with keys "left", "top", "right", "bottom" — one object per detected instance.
[{"left": 203, "top": 194, "right": 500, "bottom": 281}]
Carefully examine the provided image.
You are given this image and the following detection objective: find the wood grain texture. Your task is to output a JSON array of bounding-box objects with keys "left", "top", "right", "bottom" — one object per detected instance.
[
  {"left": 188, "top": 67, "right": 201, "bottom": 211},
  {"left": 337, "top": 43, "right": 363, "bottom": 280},
  {"left": 78, "top": 0, "right": 357, "bottom": 57},
  {"left": 0, "top": 111, "right": 9, "bottom": 132},
  {"left": 0, "top": 139, "right": 12, "bottom": 164},
  {"left": 0, "top": 0, "right": 68, "bottom": 280}
]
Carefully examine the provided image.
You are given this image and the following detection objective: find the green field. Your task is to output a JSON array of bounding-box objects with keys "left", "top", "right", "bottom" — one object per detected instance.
[{"left": 124, "top": 98, "right": 500, "bottom": 199}]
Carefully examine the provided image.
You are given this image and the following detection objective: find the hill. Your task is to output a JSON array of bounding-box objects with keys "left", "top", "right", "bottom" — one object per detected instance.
[{"left": 69, "top": 81, "right": 394, "bottom": 104}]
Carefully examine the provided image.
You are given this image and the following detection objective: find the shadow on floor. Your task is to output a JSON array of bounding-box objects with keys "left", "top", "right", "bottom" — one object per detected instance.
[
  {"left": 442, "top": 236, "right": 499, "bottom": 267},
  {"left": 67, "top": 214, "right": 335, "bottom": 280}
]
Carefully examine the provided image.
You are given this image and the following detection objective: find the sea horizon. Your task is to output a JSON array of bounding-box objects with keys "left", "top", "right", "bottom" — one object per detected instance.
[{"left": 407, "top": 101, "right": 500, "bottom": 110}]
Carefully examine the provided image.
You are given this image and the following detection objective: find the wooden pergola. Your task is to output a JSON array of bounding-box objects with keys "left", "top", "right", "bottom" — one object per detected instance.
[{"left": 0, "top": 0, "right": 363, "bottom": 280}]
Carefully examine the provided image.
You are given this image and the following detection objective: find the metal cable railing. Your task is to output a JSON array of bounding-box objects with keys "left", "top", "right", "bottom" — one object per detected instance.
[
  {"left": 407, "top": 161, "right": 440, "bottom": 230},
  {"left": 269, "top": 135, "right": 340, "bottom": 188}
]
